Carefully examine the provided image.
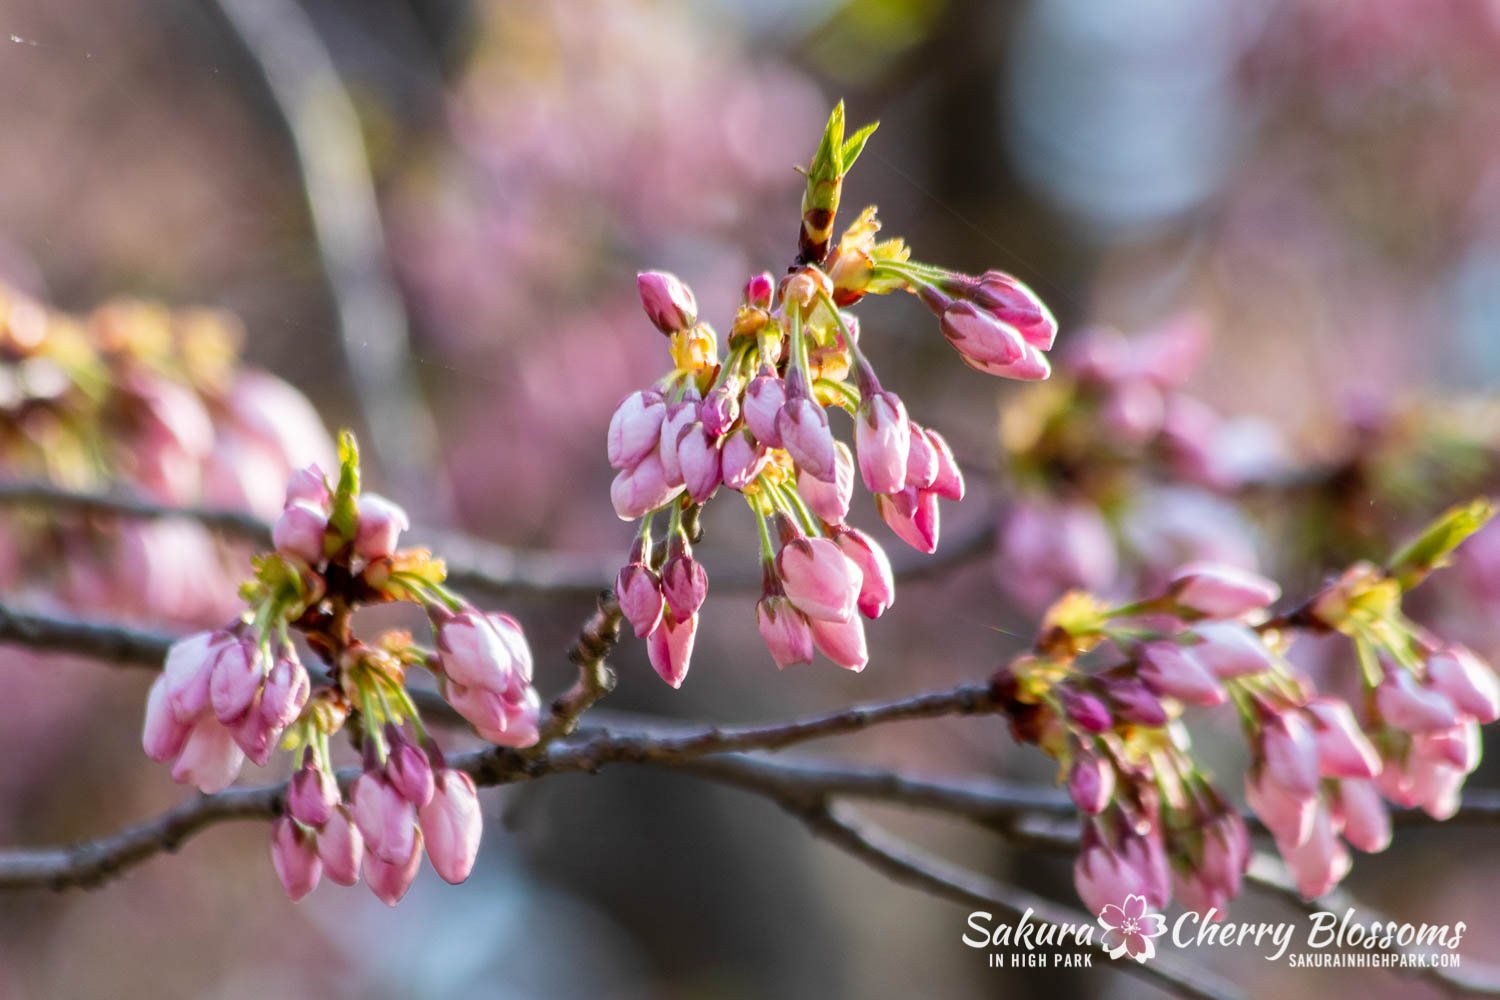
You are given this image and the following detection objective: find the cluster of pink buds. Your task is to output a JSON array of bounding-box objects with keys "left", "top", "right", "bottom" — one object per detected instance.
[
  {"left": 142, "top": 432, "right": 541, "bottom": 905},
  {"left": 993, "top": 500, "right": 1499, "bottom": 915},
  {"left": 609, "top": 104, "right": 1056, "bottom": 685}
]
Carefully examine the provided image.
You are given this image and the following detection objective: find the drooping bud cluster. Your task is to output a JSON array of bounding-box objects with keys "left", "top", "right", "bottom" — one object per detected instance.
[
  {"left": 142, "top": 431, "right": 540, "bottom": 905},
  {"left": 609, "top": 104, "right": 1056, "bottom": 685},
  {"left": 993, "top": 500, "right": 1499, "bottom": 915}
]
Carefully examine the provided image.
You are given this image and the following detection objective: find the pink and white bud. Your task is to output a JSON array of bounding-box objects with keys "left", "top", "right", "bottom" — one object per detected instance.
[
  {"left": 1074, "top": 827, "right": 1165, "bottom": 914},
  {"left": 834, "top": 528, "right": 895, "bottom": 619},
  {"left": 966, "top": 343, "right": 1052, "bottom": 381},
  {"left": 876, "top": 487, "right": 940, "bottom": 554},
  {"left": 1425, "top": 645, "right": 1500, "bottom": 723},
  {"left": 809, "top": 615, "right": 869, "bottom": 672},
  {"left": 776, "top": 396, "right": 837, "bottom": 482},
  {"left": 797, "top": 442, "right": 854, "bottom": 525},
  {"left": 1376, "top": 669, "right": 1460, "bottom": 733},
  {"left": 354, "top": 494, "right": 409, "bottom": 561},
  {"left": 270, "top": 817, "right": 323, "bottom": 902},
  {"left": 756, "top": 597, "right": 815, "bottom": 669},
  {"left": 720, "top": 429, "right": 768, "bottom": 490},
  {"left": 1136, "top": 641, "right": 1225, "bottom": 706},
  {"left": 208, "top": 636, "right": 264, "bottom": 726},
  {"left": 1304, "top": 699, "right": 1380, "bottom": 779},
  {"left": 284, "top": 464, "right": 330, "bottom": 507},
  {"left": 657, "top": 398, "right": 699, "bottom": 486},
  {"left": 445, "top": 682, "right": 541, "bottom": 749},
  {"left": 939, "top": 301, "right": 1024, "bottom": 368},
  {"left": 904, "top": 424, "right": 938, "bottom": 490},
  {"left": 1260, "top": 712, "right": 1321, "bottom": 799},
  {"left": 272, "top": 499, "right": 328, "bottom": 564},
  {"left": 743, "top": 368, "right": 786, "bottom": 447},
  {"left": 1246, "top": 769, "right": 1315, "bottom": 850},
  {"left": 611, "top": 450, "right": 684, "bottom": 520},
  {"left": 288, "top": 758, "right": 338, "bottom": 828},
  {"left": 317, "top": 805, "right": 364, "bottom": 886},
  {"left": 615, "top": 562, "right": 665, "bottom": 638},
  {"left": 661, "top": 552, "right": 709, "bottom": 620},
  {"left": 636, "top": 271, "right": 698, "bottom": 334},
  {"left": 259, "top": 655, "right": 310, "bottom": 732},
  {"left": 171, "top": 717, "right": 246, "bottom": 793},
  {"left": 351, "top": 771, "right": 417, "bottom": 866},
  {"left": 1168, "top": 562, "right": 1281, "bottom": 619},
  {"left": 925, "top": 429, "right": 965, "bottom": 501},
  {"left": 854, "top": 391, "right": 910, "bottom": 494},
  {"left": 365, "top": 829, "right": 424, "bottom": 907},
  {"left": 676, "top": 423, "right": 722, "bottom": 503},
  {"left": 1281, "top": 805, "right": 1351, "bottom": 900},
  {"left": 607, "top": 390, "right": 668, "bottom": 470},
  {"left": 1060, "top": 687, "right": 1112, "bottom": 733},
  {"left": 1414, "top": 722, "right": 1481, "bottom": 773},
  {"left": 142, "top": 677, "right": 190, "bottom": 762},
  {"left": 701, "top": 383, "right": 740, "bottom": 438},
  {"left": 973, "top": 271, "right": 1058, "bottom": 350},
  {"left": 743, "top": 272, "right": 774, "bottom": 309},
  {"left": 1334, "top": 778, "right": 1391, "bottom": 854},
  {"left": 777, "top": 537, "right": 863, "bottom": 623},
  {"left": 1068, "top": 755, "right": 1115, "bottom": 814},
  {"left": 231, "top": 705, "right": 278, "bottom": 768},
  {"left": 1187, "top": 621, "right": 1275, "bottom": 679},
  {"left": 648, "top": 612, "right": 698, "bottom": 688},
  {"left": 419, "top": 769, "right": 483, "bottom": 885},
  {"left": 1105, "top": 678, "right": 1167, "bottom": 726},
  {"left": 436, "top": 611, "right": 532, "bottom": 691},
  {"left": 387, "top": 736, "right": 436, "bottom": 808}
]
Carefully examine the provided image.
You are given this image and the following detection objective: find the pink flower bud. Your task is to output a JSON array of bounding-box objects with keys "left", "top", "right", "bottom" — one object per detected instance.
[
  {"left": 1074, "top": 826, "right": 1166, "bottom": 914},
  {"left": 615, "top": 562, "right": 665, "bottom": 638},
  {"left": 387, "top": 736, "right": 436, "bottom": 808},
  {"left": 209, "top": 637, "right": 264, "bottom": 726},
  {"left": 1334, "top": 778, "right": 1391, "bottom": 854},
  {"left": 1187, "top": 621, "right": 1274, "bottom": 678},
  {"left": 720, "top": 429, "right": 768, "bottom": 490},
  {"left": 171, "top": 717, "right": 246, "bottom": 793},
  {"left": 1105, "top": 678, "right": 1167, "bottom": 726},
  {"left": 351, "top": 772, "right": 417, "bottom": 865},
  {"left": 445, "top": 682, "right": 542, "bottom": 748},
  {"left": 855, "top": 391, "right": 910, "bottom": 494},
  {"left": 701, "top": 383, "right": 740, "bottom": 438},
  {"left": 648, "top": 612, "right": 697, "bottom": 688},
  {"left": 661, "top": 551, "right": 709, "bottom": 619},
  {"left": 809, "top": 615, "right": 869, "bottom": 671},
  {"left": 657, "top": 398, "right": 698, "bottom": 486},
  {"left": 259, "top": 655, "right": 310, "bottom": 731},
  {"left": 437, "top": 611, "right": 533, "bottom": 692},
  {"left": 1136, "top": 641, "right": 1225, "bottom": 705},
  {"left": 1281, "top": 805, "right": 1351, "bottom": 900},
  {"left": 777, "top": 537, "right": 863, "bottom": 623},
  {"left": 939, "top": 301, "right": 1024, "bottom": 368},
  {"left": 1304, "top": 699, "right": 1380, "bottom": 779},
  {"left": 834, "top": 528, "right": 894, "bottom": 619},
  {"left": 419, "top": 769, "right": 482, "bottom": 885},
  {"left": 743, "top": 272, "right": 774, "bottom": 309},
  {"left": 1060, "top": 688, "right": 1112, "bottom": 733},
  {"left": 797, "top": 442, "right": 854, "bottom": 525},
  {"left": 232, "top": 706, "right": 278, "bottom": 767},
  {"left": 270, "top": 817, "right": 323, "bottom": 902},
  {"left": 288, "top": 758, "right": 338, "bottom": 828},
  {"left": 142, "top": 677, "right": 190, "bottom": 762},
  {"left": 365, "top": 829, "right": 423, "bottom": 907},
  {"left": 1414, "top": 721, "right": 1480, "bottom": 773},
  {"left": 1260, "top": 712, "right": 1321, "bottom": 799},
  {"left": 284, "top": 464, "right": 330, "bottom": 507},
  {"left": 272, "top": 499, "right": 328, "bottom": 564},
  {"left": 776, "top": 396, "right": 836, "bottom": 482},
  {"left": 1168, "top": 562, "right": 1280, "bottom": 619},
  {"left": 1424, "top": 645, "right": 1500, "bottom": 723},
  {"left": 318, "top": 805, "right": 364, "bottom": 886},
  {"left": 924, "top": 429, "right": 965, "bottom": 501},
  {"left": 875, "top": 487, "right": 940, "bottom": 554},
  {"left": 1376, "top": 669, "right": 1459, "bottom": 733},
  {"left": 1068, "top": 755, "right": 1115, "bottom": 814},
  {"left": 965, "top": 343, "right": 1053, "bottom": 381},
  {"left": 973, "top": 271, "right": 1057, "bottom": 350},
  {"left": 637, "top": 270, "right": 698, "bottom": 334},
  {"left": 607, "top": 390, "right": 667, "bottom": 470},
  {"left": 904, "top": 424, "right": 938, "bottom": 490},
  {"left": 1246, "top": 769, "right": 1315, "bottom": 850},
  {"left": 610, "top": 451, "right": 684, "bottom": 520},
  {"left": 756, "top": 596, "right": 815, "bottom": 669},
  {"left": 162, "top": 630, "right": 224, "bottom": 723},
  {"left": 676, "top": 422, "right": 722, "bottom": 503},
  {"left": 354, "top": 493, "right": 409, "bottom": 561},
  {"left": 743, "top": 369, "right": 786, "bottom": 447}
]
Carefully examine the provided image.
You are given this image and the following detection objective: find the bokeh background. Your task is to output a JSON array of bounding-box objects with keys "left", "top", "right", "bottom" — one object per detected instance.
[{"left": 1, "top": 0, "right": 1498, "bottom": 997}]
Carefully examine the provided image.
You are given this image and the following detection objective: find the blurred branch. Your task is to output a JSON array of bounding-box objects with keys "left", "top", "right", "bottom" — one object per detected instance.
[{"left": 212, "top": 0, "right": 453, "bottom": 517}]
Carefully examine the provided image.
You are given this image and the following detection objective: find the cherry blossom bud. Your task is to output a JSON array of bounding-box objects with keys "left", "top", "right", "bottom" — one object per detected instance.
[
  {"left": 1074, "top": 825, "right": 1165, "bottom": 914},
  {"left": 924, "top": 429, "right": 965, "bottom": 501},
  {"left": 365, "top": 830, "right": 424, "bottom": 907},
  {"left": 436, "top": 611, "right": 532, "bottom": 691},
  {"left": 611, "top": 450, "right": 684, "bottom": 520},
  {"left": 272, "top": 499, "right": 328, "bottom": 564},
  {"left": 1068, "top": 755, "right": 1115, "bottom": 814},
  {"left": 171, "top": 718, "right": 246, "bottom": 793},
  {"left": 854, "top": 391, "right": 910, "bottom": 494},
  {"left": 648, "top": 612, "right": 698, "bottom": 688},
  {"left": 701, "top": 383, "right": 740, "bottom": 438},
  {"left": 1246, "top": 769, "right": 1315, "bottom": 850},
  {"left": 657, "top": 397, "right": 699, "bottom": 486},
  {"left": 756, "top": 597, "right": 815, "bottom": 669},
  {"left": 233, "top": 706, "right": 277, "bottom": 767},
  {"left": 607, "top": 390, "right": 667, "bottom": 470},
  {"left": 445, "top": 682, "right": 540, "bottom": 748},
  {"left": 354, "top": 494, "right": 409, "bottom": 561},
  {"left": 637, "top": 271, "right": 698, "bottom": 334},
  {"left": 387, "top": 733, "right": 436, "bottom": 808},
  {"left": 1414, "top": 722, "right": 1480, "bottom": 772},
  {"left": 777, "top": 537, "right": 863, "bottom": 623},
  {"left": 142, "top": 677, "right": 189, "bottom": 762},
  {"left": 1260, "top": 712, "right": 1321, "bottom": 799},
  {"left": 1136, "top": 641, "right": 1225, "bottom": 705},
  {"left": 1376, "top": 669, "right": 1459, "bottom": 733},
  {"left": 834, "top": 528, "right": 894, "bottom": 619},
  {"left": 939, "top": 301, "right": 1024, "bottom": 368},
  {"left": 318, "top": 805, "right": 364, "bottom": 886},
  {"left": 615, "top": 562, "right": 665, "bottom": 638},
  {"left": 209, "top": 637, "right": 264, "bottom": 726},
  {"left": 1060, "top": 688, "right": 1112, "bottom": 733},
  {"left": 776, "top": 396, "right": 836, "bottom": 482},
  {"left": 1105, "top": 678, "right": 1167, "bottom": 726},
  {"left": 259, "top": 655, "right": 310, "bottom": 731},
  {"left": 743, "top": 369, "right": 786, "bottom": 447},
  {"left": 973, "top": 271, "right": 1057, "bottom": 350},
  {"left": 876, "top": 487, "right": 940, "bottom": 554},
  {"left": 902, "top": 424, "right": 938, "bottom": 490},
  {"left": 744, "top": 272, "right": 774, "bottom": 309},
  {"left": 288, "top": 756, "right": 338, "bottom": 828},
  {"left": 1334, "top": 779, "right": 1391, "bottom": 854},
  {"left": 808, "top": 615, "right": 869, "bottom": 671},
  {"left": 1304, "top": 699, "right": 1380, "bottom": 779},
  {"left": 420, "top": 769, "right": 482, "bottom": 885},
  {"left": 720, "top": 429, "right": 768, "bottom": 490},
  {"left": 351, "top": 771, "right": 417, "bottom": 865},
  {"left": 1168, "top": 563, "right": 1280, "bottom": 619},
  {"left": 270, "top": 817, "right": 323, "bottom": 902},
  {"left": 1187, "top": 621, "right": 1274, "bottom": 678},
  {"left": 676, "top": 423, "right": 722, "bottom": 503},
  {"left": 1425, "top": 645, "right": 1500, "bottom": 723},
  {"left": 284, "top": 465, "right": 330, "bottom": 507},
  {"left": 797, "top": 442, "right": 854, "bottom": 525},
  {"left": 966, "top": 343, "right": 1052, "bottom": 381},
  {"left": 1282, "top": 805, "right": 1351, "bottom": 900},
  {"left": 661, "top": 551, "right": 709, "bottom": 619}
]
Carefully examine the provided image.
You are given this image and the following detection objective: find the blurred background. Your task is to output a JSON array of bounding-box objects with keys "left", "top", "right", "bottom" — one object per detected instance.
[{"left": 1, "top": 0, "right": 1499, "bottom": 997}]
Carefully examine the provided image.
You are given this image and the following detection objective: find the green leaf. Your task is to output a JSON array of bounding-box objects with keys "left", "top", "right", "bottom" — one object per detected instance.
[
  {"left": 839, "top": 121, "right": 879, "bottom": 172},
  {"left": 328, "top": 429, "right": 362, "bottom": 547},
  {"left": 1388, "top": 497, "right": 1496, "bottom": 590}
]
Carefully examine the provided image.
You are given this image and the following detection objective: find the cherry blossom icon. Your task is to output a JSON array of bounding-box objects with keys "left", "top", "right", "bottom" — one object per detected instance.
[{"left": 1097, "top": 894, "right": 1168, "bottom": 963}]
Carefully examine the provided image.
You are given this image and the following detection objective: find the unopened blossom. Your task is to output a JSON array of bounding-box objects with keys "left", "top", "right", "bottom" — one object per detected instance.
[
  {"left": 1281, "top": 806, "right": 1351, "bottom": 900},
  {"left": 1136, "top": 641, "right": 1225, "bottom": 706},
  {"left": 648, "top": 612, "right": 698, "bottom": 688},
  {"left": 743, "top": 368, "right": 786, "bottom": 446},
  {"left": 1059, "top": 687, "right": 1112, "bottom": 733},
  {"left": 636, "top": 271, "right": 698, "bottom": 334},
  {"left": 288, "top": 754, "right": 338, "bottom": 828},
  {"left": 798, "top": 442, "right": 854, "bottom": 524},
  {"left": 354, "top": 494, "right": 409, "bottom": 562},
  {"left": 1259, "top": 712, "right": 1321, "bottom": 799},
  {"left": 833, "top": 527, "right": 894, "bottom": 619},
  {"left": 661, "top": 550, "right": 709, "bottom": 620},
  {"left": 387, "top": 731, "right": 436, "bottom": 808},
  {"left": 1168, "top": 562, "right": 1280, "bottom": 619},
  {"left": 1186, "top": 621, "right": 1275, "bottom": 679},
  {"left": 1425, "top": 645, "right": 1500, "bottom": 722},
  {"left": 611, "top": 452, "right": 682, "bottom": 520},
  {"left": 808, "top": 615, "right": 869, "bottom": 671},
  {"left": 776, "top": 395, "right": 837, "bottom": 482},
  {"left": 318, "top": 806, "right": 364, "bottom": 886},
  {"left": 720, "top": 429, "right": 768, "bottom": 489},
  {"left": 1304, "top": 700, "right": 1380, "bottom": 779},
  {"left": 616, "top": 560, "right": 665, "bottom": 638},
  {"left": 1246, "top": 768, "right": 1315, "bottom": 850},
  {"left": 777, "top": 536, "right": 863, "bottom": 623},
  {"left": 855, "top": 390, "right": 910, "bottom": 494},
  {"left": 876, "top": 487, "right": 940, "bottom": 554},
  {"left": 757, "top": 596, "right": 815, "bottom": 669},
  {"left": 1375, "top": 669, "right": 1459, "bottom": 733},
  {"left": 270, "top": 817, "right": 323, "bottom": 902},
  {"left": 365, "top": 830, "right": 424, "bottom": 907},
  {"left": 419, "top": 769, "right": 483, "bottom": 885},
  {"left": 1068, "top": 754, "right": 1115, "bottom": 814},
  {"left": 273, "top": 499, "right": 328, "bottom": 565},
  {"left": 1334, "top": 779, "right": 1392, "bottom": 854}
]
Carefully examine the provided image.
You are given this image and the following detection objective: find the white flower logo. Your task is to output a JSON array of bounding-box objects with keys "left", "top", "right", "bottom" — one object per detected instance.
[{"left": 1097, "top": 894, "right": 1168, "bottom": 963}]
